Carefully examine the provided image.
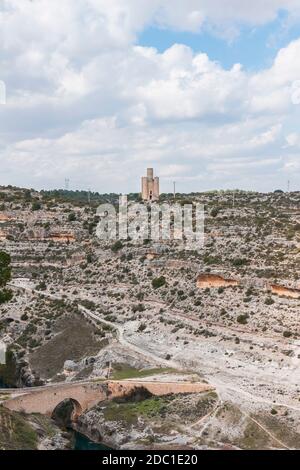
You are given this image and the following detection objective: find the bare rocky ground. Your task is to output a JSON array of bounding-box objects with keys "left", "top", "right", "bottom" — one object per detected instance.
[{"left": 0, "top": 186, "right": 300, "bottom": 449}]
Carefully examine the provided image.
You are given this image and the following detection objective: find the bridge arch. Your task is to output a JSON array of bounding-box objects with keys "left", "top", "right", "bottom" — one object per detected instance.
[{"left": 51, "top": 398, "right": 83, "bottom": 427}]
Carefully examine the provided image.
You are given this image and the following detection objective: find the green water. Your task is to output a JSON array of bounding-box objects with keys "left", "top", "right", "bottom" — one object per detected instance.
[
  {"left": 73, "top": 431, "right": 111, "bottom": 451},
  {"left": 0, "top": 378, "right": 10, "bottom": 388}
]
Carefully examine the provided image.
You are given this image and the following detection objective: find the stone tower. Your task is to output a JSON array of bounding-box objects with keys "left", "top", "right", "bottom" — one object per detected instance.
[{"left": 141, "top": 168, "right": 159, "bottom": 202}]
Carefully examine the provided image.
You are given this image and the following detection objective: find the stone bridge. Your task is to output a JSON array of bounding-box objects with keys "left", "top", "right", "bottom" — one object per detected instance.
[{"left": 3, "top": 380, "right": 213, "bottom": 420}]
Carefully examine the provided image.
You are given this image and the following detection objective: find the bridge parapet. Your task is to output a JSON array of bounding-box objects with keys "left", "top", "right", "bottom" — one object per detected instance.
[{"left": 3, "top": 380, "right": 214, "bottom": 417}]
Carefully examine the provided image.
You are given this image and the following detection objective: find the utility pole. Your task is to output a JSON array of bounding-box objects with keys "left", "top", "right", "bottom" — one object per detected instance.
[
  {"left": 233, "top": 191, "right": 235, "bottom": 208},
  {"left": 64, "top": 178, "right": 70, "bottom": 191},
  {"left": 287, "top": 180, "right": 290, "bottom": 193},
  {"left": 173, "top": 181, "right": 176, "bottom": 199},
  {"left": 88, "top": 188, "right": 91, "bottom": 205},
  {"left": 107, "top": 361, "right": 112, "bottom": 379}
]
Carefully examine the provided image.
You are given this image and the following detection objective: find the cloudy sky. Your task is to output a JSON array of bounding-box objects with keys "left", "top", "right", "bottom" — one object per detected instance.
[{"left": 1, "top": 0, "right": 300, "bottom": 193}]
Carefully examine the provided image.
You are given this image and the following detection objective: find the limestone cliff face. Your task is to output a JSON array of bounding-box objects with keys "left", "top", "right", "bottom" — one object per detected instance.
[
  {"left": 74, "top": 409, "right": 116, "bottom": 447},
  {"left": 0, "top": 213, "right": 13, "bottom": 222},
  {"left": 48, "top": 232, "right": 76, "bottom": 243},
  {"left": 0, "top": 229, "right": 8, "bottom": 240},
  {"left": 197, "top": 274, "right": 239, "bottom": 289},
  {"left": 0, "top": 348, "right": 43, "bottom": 388},
  {"left": 270, "top": 284, "right": 300, "bottom": 299}
]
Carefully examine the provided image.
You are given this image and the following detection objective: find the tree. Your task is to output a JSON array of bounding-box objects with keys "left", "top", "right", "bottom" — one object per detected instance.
[
  {"left": 0, "top": 251, "right": 11, "bottom": 287},
  {"left": 152, "top": 276, "right": 166, "bottom": 289},
  {"left": 0, "top": 251, "right": 12, "bottom": 304},
  {"left": 68, "top": 212, "right": 76, "bottom": 222},
  {"left": 264, "top": 297, "right": 274, "bottom": 306},
  {"left": 237, "top": 314, "right": 249, "bottom": 325},
  {"left": 86, "top": 253, "right": 93, "bottom": 263},
  {"left": 111, "top": 240, "right": 123, "bottom": 252},
  {"left": 210, "top": 208, "right": 219, "bottom": 218},
  {"left": 283, "top": 330, "right": 292, "bottom": 338},
  {"left": 31, "top": 201, "right": 41, "bottom": 211},
  {"left": 232, "top": 258, "right": 248, "bottom": 267}
]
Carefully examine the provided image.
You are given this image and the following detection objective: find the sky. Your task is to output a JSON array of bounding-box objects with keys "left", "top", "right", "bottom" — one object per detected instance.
[{"left": 1, "top": 1, "right": 300, "bottom": 193}]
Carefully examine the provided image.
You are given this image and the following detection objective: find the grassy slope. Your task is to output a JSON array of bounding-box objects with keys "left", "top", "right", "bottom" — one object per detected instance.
[
  {"left": 0, "top": 406, "right": 38, "bottom": 450},
  {"left": 0, "top": 405, "right": 62, "bottom": 450},
  {"left": 111, "top": 365, "right": 176, "bottom": 380}
]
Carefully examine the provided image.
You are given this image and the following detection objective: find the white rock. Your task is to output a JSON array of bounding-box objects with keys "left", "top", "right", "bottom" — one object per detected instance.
[{"left": 64, "top": 360, "right": 78, "bottom": 371}]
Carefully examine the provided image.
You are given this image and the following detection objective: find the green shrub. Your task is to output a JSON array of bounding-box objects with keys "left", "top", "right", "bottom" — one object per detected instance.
[
  {"left": 68, "top": 212, "right": 76, "bottom": 222},
  {"left": 36, "top": 281, "right": 47, "bottom": 291},
  {"left": 0, "top": 251, "right": 11, "bottom": 287},
  {"left": 31, "top": 201, "right": 41, "bottom": 211},
  {"left": 210, "top": 208, "right": 219, "bottom": 218},
  {"left": 132, "top": 304, "right": 145, "bottom": 313},
  {"left": 0, "top": 289, "right": 13, "bottom": 304},
  {"left": 138, "top": 323, "right": 146, "bottom": 332},
  {"left": 0, "top": 251, "right": 12, "bottom": 305},
  {"left": 111, "top": 241, "right": 123, "bottom": 252},
  {"left": 152, "top": 276, "right": 166, "bottom": 289},
  {"left": 232, "top": 258, "right": 248, "bottom": 267},
  {"left": 237, "top": 314, "right": 249, "bottom": 325},
  {"left": 283, "top": 330, "right": 292, "bottom": 338}
]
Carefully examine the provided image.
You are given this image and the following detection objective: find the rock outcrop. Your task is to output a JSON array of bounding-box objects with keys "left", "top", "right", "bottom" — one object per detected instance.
[
  {"left": 270, "top": 284, "right": 300, "bottom": 299},
  {"left": 197, "top": 274, "right": 239, "bottom": 289}
]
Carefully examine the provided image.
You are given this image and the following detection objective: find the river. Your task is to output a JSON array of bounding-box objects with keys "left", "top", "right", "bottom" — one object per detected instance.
[
  {"left": 0, "top": 378, "right": 11, "bottom": 388},
  {"left": 73, "top": 431, "right": 111, "bottom": 450}
]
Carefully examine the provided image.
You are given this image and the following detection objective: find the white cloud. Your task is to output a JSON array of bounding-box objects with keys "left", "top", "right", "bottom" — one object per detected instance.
[
  {"left": 1, "top": 0, "right": 300, "bottom": 192},
  {"left": 286, "top": 132, "right": 300, "bottom": 147},
  {"left": 132, "top": 47, "right": 246, "bottom": 120}
]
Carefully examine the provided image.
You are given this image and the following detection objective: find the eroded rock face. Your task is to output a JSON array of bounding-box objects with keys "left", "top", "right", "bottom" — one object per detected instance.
[
  {"left": 0, "top": 230, "right": 7, "bottom": 241},
  {"left": 0, "top": 349, "right": 43, "bottom": 388},
  {"left": 146, "top": 252, "right": 159, "bottom": 261},
  {"left": 0, "top": 213, "right": 13, "bottom": 222},
  {"left": 113, "top": 386, "right": 153, "bottom": 404},
  {"left": 48, "top": 233, "right": 76, "bottom": 243},
  {"left": 270, "top": 284, "right": 300, "bottom": 299},
  {"left": 28, "top": 232, "right": 76, "bottom": 243},
  {"left": 197, "top": 274, "right": 239, "bottom": 289},
  {"left": 64, "top": 360, "right": 78, "bottom": 372}
]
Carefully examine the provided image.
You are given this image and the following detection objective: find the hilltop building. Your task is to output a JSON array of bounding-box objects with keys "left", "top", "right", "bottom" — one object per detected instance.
[{"left": 141, "top": 168, "right": 159, "bottom": 202}]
